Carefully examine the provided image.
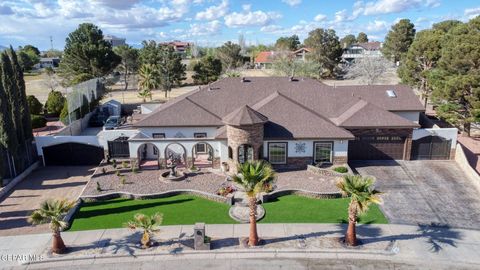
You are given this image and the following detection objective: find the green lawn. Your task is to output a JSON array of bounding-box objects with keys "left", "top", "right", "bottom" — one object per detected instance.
[
  {"left": 260, "top": 195, "right": 388, "bottom": 224},
  {"left": 69, "top": 194, "right": 387, "bottom": 231}
]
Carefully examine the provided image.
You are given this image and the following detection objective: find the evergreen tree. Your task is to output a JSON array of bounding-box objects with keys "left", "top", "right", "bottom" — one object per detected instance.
[
  {"left": 356, "top": 32, "right": 369, "bottom": 43},
  {"left": 192, "top": 56, "right": 222, "bottom": 84},
  {"left": 397, "top": 29, "right": 444, "bottom": 107},
  {"left": 304, "top": 28, "right": 343, "bottom": 78},
  {"left": 8, "top": 47, "right": 32, "bottom": 140},
  {"left": 275, "top": 35, "right": 301, "bottom": 51},
  {"left": 382, "top": 19, "right": 416, "bottom": 63},
  {"left": 59, "top": 23, "right": 121, "bottom": 86},
  {"left": 340, "top": 34, "right": 357, "bottom": 48},
  {"left": 431, "top": 17, "right": 480, "bottom": 136}
]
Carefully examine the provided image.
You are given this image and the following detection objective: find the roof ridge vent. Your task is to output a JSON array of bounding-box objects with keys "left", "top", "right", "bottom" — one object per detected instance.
[{"left": 386, "top": 89, "right": 397, "bottom": 98}]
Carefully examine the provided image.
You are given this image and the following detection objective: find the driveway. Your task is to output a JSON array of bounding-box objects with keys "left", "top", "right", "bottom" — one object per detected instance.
[
  {"left": 0, "top": 166, "right": 94, "bottom": 236},
  {"left": 350, "top": 160, "right": 480, "bottom": 229}
]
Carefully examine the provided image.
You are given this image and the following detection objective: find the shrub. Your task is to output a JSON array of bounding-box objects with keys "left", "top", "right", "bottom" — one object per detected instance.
[
  {"left": 31, "top": 114, "right": 47, "bottom": 129},
  {"left": 59, "top": 100, "right": 69, "bottom": 124},
  {"left": 115, "top": 169, "right": 121, "bottom": 176},
  {"left": 45, "top": 91, "right": 66, "bottom": 115},
  {"left": 112, "top": 159, "right": 117, "bottom": 169},
  {"left": 27, "top": 95, "right": 43, "bottom": 115},
  {"left": 122, "top": 161, "right": 128, "bottom": 169},
  {"left": 132, "top": 166, "right": 138, "bottom": 174},
  {"left": 96, "top": 181, "right": 102, "bottom": 192},
  {"left": 120, "top": 176, "right": 126, "bottom": 185},
  {"left": 333, "top": 166, "right": 348, "bottom": 173}
]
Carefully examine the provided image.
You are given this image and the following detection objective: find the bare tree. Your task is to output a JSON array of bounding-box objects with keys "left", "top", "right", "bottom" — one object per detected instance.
[
  {"left": 272, "top": 51, "right": 321, "bottom": 79},
  {"left": 345, "top": 57, "right": 392, "bottom": 85},
  {"left": 238, "top": 34, "right": 246, "bottom": 56}
]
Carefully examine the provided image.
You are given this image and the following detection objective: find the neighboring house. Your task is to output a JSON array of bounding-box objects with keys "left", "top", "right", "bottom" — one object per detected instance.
[
  {"left": 109, "top": 77, "right": 427, "bottom": 171},
  {"left": 342, "top": 42, "right": 383, "bottom": 63},
  {"left": 161, "top": 41, "right": 191, "bottom": 53},
  {"left": 293, "top": 47, "right": 311, "bottom": 62},
  {"left": 254, "top": 51, "right": 276, "bottom": 69},
  {"left": 104, "top": 35, "right": 126, "bottom": 47},
  {"left": 36, "top": 57, "right": 60, "bottom": 69}
]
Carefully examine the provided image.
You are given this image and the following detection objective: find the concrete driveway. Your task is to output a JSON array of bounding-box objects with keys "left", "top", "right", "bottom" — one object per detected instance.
[
  {"left": 0, "top": 166, "right": 94, "bottom": 236},
  {"left": 350, "top": 160, "right": 480, "bottom": 229}
]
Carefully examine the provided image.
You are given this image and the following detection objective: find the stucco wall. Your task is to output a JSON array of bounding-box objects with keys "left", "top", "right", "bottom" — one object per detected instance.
[
  {"left": 97, "top": 129, "right": 140, "bottom": 148},
  {"left": 412, "top": 128, "right": 458, "bottom": 149},
  {"left": 262, "top": 140, "right": 348, "bottom": 159},
  {"left": 138, "top": 127, "right": 219, "bottom": 138},
  {"left": 393, "top": 111, "right": 420, "bottom": 123},
  {"left": 35, "top": 136, "right": 101, "bottom": 156},
  {"left": 128, "top": 139, "right": 226, "bottom": 160}
]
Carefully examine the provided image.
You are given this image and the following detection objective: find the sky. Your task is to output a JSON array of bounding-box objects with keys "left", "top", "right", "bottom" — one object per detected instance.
[{"left": 0, "top": 0, "right": 479, "bottom": 51}]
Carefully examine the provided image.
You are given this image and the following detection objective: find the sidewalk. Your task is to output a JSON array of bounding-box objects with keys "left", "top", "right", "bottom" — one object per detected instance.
[
  {"left": 1, "top": 223, "right": 480, "bottom": 269},
  {"left": 458, "top": 135, "right": 480, "bottom": 174}
]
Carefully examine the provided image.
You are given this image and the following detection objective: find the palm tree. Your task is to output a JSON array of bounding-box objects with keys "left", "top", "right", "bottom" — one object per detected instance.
[
  {"left": 232, "top": 160, "right": 276, "bottom": 246},
  {"left": 28, "top": 199, "right": 75, "bottom": 254},
  {"left": 137, "top": 63, "right": 158, "bottom": 102},
  {"left": 337, "top": 175, "right": 382, "bottom": 246},
  {"left": 126, "top": 212, "right": 163, "bottom": 248}
]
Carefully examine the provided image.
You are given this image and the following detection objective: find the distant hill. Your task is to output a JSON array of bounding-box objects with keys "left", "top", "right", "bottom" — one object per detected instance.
[{"left": 0, "top": 45, "right": 7, "bottom": 51}]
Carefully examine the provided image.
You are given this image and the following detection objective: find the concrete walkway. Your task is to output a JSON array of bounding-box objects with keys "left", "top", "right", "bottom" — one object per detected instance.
[
  {"left": 0, "top": 166, "right": 94, "bottom": 236},
  {"left": 1, "top": 223, "right": 480, "bottom": 269},
  {"left": 458, "top": 135, "right": 480, "bottom": 174}
]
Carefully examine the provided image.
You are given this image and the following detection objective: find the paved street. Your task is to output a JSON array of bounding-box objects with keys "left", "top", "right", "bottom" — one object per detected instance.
[
  {"left": 350, "top": 160, "right": 480, "bottom": 229},
  {"left": 0, "top": 166, "right": 94, "bottom": 236},
  {"left": 1, "top": 224, "right": 479, "bottom": 269}
]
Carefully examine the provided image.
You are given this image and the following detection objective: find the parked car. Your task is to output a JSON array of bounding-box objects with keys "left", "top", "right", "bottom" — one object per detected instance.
[{"left": 103, "top": 116, "right": 122, "bottom": 130}]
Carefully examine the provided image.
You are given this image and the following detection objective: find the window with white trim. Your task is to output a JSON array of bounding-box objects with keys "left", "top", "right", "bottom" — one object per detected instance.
[
  {"left": 268, "top": 142, "right": 287, "bottom": 164},
  {"left": 314, "top": 142, "right": 333, "bottom": 163}
]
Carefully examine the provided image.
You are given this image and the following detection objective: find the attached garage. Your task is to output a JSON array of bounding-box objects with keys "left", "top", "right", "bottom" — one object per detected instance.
[
  {"left": 347, "top": 129, "right": 413, "bottom": 160},
  {"left": 43, "top": 143, "right": 104, "bottom": 166}
]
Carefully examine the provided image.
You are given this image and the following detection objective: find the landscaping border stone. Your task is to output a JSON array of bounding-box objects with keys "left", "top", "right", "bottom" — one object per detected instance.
[{"left": 0, "top": 161, "right": 40, "bottom": 200}]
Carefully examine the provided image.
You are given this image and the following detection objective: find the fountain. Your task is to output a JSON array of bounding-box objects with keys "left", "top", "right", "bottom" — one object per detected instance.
[{"left": 160, "top": 153, "right": 186, "bottom": 181}]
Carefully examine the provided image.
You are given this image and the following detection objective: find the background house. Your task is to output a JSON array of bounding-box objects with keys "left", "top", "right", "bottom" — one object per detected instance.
[{"left": 342, "top": 42, "right": 383, "bottom": 63}]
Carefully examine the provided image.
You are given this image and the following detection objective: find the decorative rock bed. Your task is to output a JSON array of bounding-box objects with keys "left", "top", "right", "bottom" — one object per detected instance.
[{"left": 307, "top": 164, "right": 352, "bottom": 177}]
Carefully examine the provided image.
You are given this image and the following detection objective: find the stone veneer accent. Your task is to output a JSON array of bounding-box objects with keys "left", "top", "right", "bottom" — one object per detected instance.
[{"left": 226, "top": 123, "right": 264, "bottom": 173}]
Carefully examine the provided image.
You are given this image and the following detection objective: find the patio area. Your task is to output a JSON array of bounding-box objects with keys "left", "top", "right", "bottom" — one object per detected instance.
[{"left": 82, "top": 163, "right": 340, "bottom": 197}]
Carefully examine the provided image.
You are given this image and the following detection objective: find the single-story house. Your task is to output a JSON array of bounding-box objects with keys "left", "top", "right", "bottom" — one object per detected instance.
[
  {"left": 254, "top": 51, "right": 276, "bottom": 69},
  {"left": 108, "top": 77, "right": 427, "bottom": 171}
]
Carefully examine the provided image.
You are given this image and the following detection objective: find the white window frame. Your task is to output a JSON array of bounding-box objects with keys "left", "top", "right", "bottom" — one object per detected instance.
[{"left": 268, "top": 142, "right": 287, "bottom": 164}]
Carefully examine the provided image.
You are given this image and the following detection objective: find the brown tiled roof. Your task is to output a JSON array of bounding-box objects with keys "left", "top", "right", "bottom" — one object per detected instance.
[
  {"left": 356, "top": 41, "right": 382, "bottom": 50},
  {"left": 134, "top": 77, "right": 424, "bottom": 139},
  {"left": 222, "top": 105, "right": 268, "bottom": 126},
  {"left": 255, "top": 51, "right": 275, "bottom": 63}
]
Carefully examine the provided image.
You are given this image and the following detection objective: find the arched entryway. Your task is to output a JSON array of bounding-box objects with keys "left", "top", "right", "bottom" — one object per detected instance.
[
  {"left": 137, "top": 143, "right": 160, "bottom": 169},
  {"left": 164, "top": 143, "right": 188, "bottom": 168},
  {"left": 191, "top": 142, "right": 214, "bottom": 169},
  {"left": 238, "top": 144, "right": 254, "bottom": 164}
]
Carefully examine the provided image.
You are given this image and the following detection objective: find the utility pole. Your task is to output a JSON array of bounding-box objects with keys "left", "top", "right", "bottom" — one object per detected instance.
[{"left": 50, "top": 36, "right": 53, "bottom": 50}]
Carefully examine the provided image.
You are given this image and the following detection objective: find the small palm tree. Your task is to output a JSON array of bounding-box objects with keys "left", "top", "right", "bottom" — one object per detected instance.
[
  {"left": 126, "top": 212, "right": 163, "bottom": 248},
  {"left": 137, "top": 63, "right": 158, "bottom": 102},
  {"left": 232, "top": 160, "right": 276, "bottom": 246},
  {"left": 28, "top": 199, "right": 75, "bottom": 254},
  {"left": 337, "top": 175, "right": 382, "bottom": 246}
]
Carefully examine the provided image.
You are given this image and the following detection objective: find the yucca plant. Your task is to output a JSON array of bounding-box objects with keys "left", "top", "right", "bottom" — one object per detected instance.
[
  {"left": 125, "top": 212, "right": 163, "bottom": 248},
  {"left": 28, "top": 199, "right": 75, "bottom": 254},
  {"left": 232, "top": 160, "right": 276, "bottom": 246},
  {"left": 337, "top": 175, "right": 382, "bottom": 246}
]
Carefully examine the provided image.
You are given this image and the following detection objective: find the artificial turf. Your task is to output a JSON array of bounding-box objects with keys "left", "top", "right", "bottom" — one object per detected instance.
[{"left": 68, "top": 194, "right": 387, "bottom": 231}]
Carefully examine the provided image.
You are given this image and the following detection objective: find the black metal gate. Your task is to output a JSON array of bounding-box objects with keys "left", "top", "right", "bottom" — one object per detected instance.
[
  {"left": 43, "top": 143, "right": 104, "bottom": 166},
  {"left": 411, "top": 135, "right": 451, "bottom": 160},
  {"left": 107, "top": 137, "right": 130, "bottom": 158}
]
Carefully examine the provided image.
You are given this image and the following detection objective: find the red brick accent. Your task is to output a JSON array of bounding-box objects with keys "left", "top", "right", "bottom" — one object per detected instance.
[
  {"left": 333, "top": 156, "right": 348, "bottom": 164},
  {"left": 271, "top": 157, "right": 312, "bottom": 170}
]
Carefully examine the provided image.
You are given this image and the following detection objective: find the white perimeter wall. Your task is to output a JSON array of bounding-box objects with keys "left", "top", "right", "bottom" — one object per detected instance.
[
  {"left": 35, "top": 136, "right": 100, "bottom": 156},
  {"left": 412, "top": 128, "right": 458, "bottom": 149},
  {"left": 262, "top": 140, "right": 348, "bottom": 158}
]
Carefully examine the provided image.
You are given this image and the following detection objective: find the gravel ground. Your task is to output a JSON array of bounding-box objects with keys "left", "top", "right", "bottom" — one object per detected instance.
[
  {"left": 274, "top": 170, "right": 339, "bottom": 193},
  {"left": 83, "top": 165, "right": 340, "bottom": 197},
  {"left": 82, "top": 166, "right": 228, "bottom": 196}
]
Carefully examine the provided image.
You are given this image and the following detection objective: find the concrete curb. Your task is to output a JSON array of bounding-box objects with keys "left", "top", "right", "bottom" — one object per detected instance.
[
  {"left": 261, "top": 189, "right": 342, "bottom": 203},
  {"left": 0, "top": 161, "right": 40, "bottom": 201}
]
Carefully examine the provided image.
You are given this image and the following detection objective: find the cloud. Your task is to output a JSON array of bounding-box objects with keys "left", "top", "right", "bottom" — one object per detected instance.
[
  {"left": 366, "top": 20, "right": 389, "bottom": 32},
  {"left": 282, "top": 0, "right": 302, "bottom": 7},
  {"left": 93, "top": 0, "right": 141, "bottom": 10},
  {"left": 224, "top": 7, "right": 281, "bottom": 28},
  {"left": 314, "top": 14, "right": 327, "bottom": 22},
  {"left": 0, "top": 5, "right": 14, "bottom": 15},
  {"left": 195, "top": 0, "right": 229, "bottom": 21},
  {"left": 189, "top": 20, "right": 222, "bottom": 36},
  {"left": 359, "top": 0, "right": 440, "bottom": 16},
  {"left": 465, "top": 7, "right": 480, "bottom": 19}
]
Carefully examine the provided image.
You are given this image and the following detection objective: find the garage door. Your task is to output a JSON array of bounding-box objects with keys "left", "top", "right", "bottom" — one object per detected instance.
[
  {"left": 348, "top": 136, "right": 406, "bottom": 160},
  {"left": 43, "top": 143, "right": 104, "bottom": 166}
]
